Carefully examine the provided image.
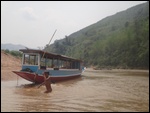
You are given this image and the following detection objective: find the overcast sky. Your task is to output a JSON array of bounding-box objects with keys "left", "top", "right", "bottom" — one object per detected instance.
[{"left": 1, "top": 1, "right": 147, "bottom": 49}]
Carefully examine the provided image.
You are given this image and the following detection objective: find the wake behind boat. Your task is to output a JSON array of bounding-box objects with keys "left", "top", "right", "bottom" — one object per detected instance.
[{"left": 13, "top": 49, "right": 84, "bottom": 83}]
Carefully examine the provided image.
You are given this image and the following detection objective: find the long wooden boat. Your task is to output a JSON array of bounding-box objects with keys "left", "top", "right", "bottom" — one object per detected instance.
[{"left": 13, "top": 49, "right": 84, "bottom": 83}]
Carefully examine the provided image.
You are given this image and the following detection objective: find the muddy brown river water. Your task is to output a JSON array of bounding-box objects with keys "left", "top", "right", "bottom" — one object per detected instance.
[{"left": 1, "top": 69, "right": 149, "bottom": 112}]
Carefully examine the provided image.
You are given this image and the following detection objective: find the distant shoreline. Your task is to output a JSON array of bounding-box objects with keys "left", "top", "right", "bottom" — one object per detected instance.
[{"left": 85, "top": 67, "right": 149, "bottom": 73}]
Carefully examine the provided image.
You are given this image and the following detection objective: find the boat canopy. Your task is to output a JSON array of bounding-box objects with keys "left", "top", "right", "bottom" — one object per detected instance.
[{"left": 19, "top": 49, "right": 82, "bottom": 62}]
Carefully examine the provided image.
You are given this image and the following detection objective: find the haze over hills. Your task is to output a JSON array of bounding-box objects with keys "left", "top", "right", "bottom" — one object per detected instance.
[
  {"left": 1, "top": 43, "right": 27, "bottom": 51},
  {"left": 45, "top": 2, "right": 149, "bottom": 69}
]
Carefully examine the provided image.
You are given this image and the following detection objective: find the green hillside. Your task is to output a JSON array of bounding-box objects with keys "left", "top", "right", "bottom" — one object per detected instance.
[{"left": 45, "top": 2, "right": 149, "bottom": 69}]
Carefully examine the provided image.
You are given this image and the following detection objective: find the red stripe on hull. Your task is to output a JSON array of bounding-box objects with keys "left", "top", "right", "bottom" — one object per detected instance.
[{"left": 12, "top": 71, "right": 81, "bottom": 83}]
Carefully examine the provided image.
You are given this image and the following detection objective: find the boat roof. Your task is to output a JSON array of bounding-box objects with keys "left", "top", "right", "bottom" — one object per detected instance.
[{"left": 19, "top": 49, "right": 82, "bottom": 62}]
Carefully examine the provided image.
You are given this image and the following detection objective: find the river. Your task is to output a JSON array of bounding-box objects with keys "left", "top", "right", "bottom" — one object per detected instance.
[{"left": 1, "top": 69, "right": 149, "bottom": 112}]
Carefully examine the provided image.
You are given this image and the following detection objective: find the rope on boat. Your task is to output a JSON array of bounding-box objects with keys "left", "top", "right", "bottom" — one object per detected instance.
[
  {"left": 17, "top": 75, "right": 18, "bottom": 85},
  {"left": 34, "top": 73, "right": 37, "bottom": 81}
]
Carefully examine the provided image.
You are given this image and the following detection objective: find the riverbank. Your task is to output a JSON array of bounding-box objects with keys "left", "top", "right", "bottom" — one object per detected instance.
[
  {"left": 1, "top": 50, "right": 149, "bottom": 81},
  {"left": 1, "top": 50, "right": 21, "bottom": 81},
  {"left": 85, "top": 67, "right": 149, "bottom": 73}
]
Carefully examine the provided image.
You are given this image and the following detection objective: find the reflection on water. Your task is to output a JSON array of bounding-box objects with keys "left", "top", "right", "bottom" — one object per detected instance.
[{"left": 1, "top": 69, "right": 149, "bottom": 112}]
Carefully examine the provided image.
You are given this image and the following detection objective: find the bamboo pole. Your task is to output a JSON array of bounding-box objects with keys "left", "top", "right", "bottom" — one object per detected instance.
[{"left": 42, "top": 29, "right": 57, "bottom": 59}]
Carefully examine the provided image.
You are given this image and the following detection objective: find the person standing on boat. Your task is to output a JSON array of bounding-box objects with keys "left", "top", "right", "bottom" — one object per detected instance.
[{"left": 38, "top": 71, "right": 52, "bottom": 93}]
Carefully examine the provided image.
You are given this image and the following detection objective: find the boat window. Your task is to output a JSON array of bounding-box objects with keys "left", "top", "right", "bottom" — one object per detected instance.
[
  {"left": 40, "top": 57, "right": 46, "bottom": 67},
  {"left": 46, "top": 59, "right": 52, "bottom": 68},
  {"left": 40, "top": 58, "right": 52, "bottom": 69},
  {"left": 24, "top": 54, "right": 38, "bottom": 65},
  {"left": 39, "top": 56, "right": 81, "bottom": 69},
  {"left": 62, "top": 61, "right": 71, "bottom": 69}
]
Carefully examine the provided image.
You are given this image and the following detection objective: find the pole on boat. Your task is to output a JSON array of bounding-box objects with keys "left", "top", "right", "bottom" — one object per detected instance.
[
  {"left": 35, "top": 29, "right": 57, "bottom": 75},
  {"left": 42, "top": 29, "right": 57, "bottom": 59}
]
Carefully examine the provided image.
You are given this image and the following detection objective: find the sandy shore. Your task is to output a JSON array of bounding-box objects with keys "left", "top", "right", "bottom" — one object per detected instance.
[
  {"left": 1, "top": 67, "right": 21, "bottom": 81},
  {"left": 1, "top": 50, "right": 21, "bottom": 81}
]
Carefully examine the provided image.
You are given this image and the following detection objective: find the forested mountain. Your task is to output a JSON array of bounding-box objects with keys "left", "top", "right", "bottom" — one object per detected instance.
[{"left": 44, "top": 2, "right": 149, "bottom": 69}]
